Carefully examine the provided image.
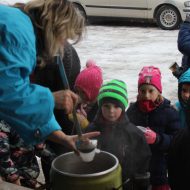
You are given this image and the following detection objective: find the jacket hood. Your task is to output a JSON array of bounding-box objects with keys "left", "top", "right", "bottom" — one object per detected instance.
[
  {"left": 178, "top": 69, "right": 190, "bottom": 107},
  {"left": 178, "top": 68, "right": 190, "bottom": 84}
]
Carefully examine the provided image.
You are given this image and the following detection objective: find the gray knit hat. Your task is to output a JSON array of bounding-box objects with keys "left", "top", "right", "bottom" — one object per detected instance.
[{"left": 98, "top": 79, "right": 128, "bottom": 109}]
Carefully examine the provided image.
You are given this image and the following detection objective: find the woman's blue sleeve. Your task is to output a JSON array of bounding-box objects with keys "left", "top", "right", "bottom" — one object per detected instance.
[{"left": 0, "top": 5, "right": 61, "bottom": 145}]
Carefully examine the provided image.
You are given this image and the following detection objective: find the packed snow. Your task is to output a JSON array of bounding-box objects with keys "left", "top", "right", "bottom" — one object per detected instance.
[{"left": 74, "top": 23, "right": 182, "bottom": 105}]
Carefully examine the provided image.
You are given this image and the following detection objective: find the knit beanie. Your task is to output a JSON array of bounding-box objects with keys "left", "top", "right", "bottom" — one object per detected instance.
[
  {"left": 98, "top": 79, "right": 128, "bottom": 110},
  {"left": 138, "top": 66, "right": 162, "bottom": 93},
  {"left": 75, "top": 59, "right": 103, "bottom": 102}
]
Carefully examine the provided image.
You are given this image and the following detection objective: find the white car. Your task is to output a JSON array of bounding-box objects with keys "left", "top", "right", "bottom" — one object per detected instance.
[
  {"left": 70, "top": 0, "right": 190, "bottom": 30},
  {"left": 0, "top": 0, "right": 29, "bottom": 5}
]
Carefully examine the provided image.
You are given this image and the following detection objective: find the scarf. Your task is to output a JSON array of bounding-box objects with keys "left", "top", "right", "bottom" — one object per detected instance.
[{"left": 138, "top": 97, "right": 163, "bottom": 113}]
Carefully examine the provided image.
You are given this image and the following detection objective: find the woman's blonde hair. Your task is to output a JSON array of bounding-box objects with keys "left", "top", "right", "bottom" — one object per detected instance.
[{"left": 17, "top": 0, "right": 85, "bottom": 59}]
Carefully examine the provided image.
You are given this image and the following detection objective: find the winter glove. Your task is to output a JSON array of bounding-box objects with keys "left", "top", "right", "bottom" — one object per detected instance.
[
  {"left": 144, "top": 127, "right": 157, "bottom": 144},
  {"left": 68, "top": 113, "right": 89, "bottom": 129}
]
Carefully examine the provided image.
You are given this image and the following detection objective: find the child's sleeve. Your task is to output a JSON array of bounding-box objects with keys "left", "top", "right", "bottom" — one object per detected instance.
[
  {"left": 133, "top": 132, "right": 151, "bottom": 189},
  {"left": 35, "top": 143, "right": 56, "bottom": 163},
  {"left": 0, "top": 128, "right": 19, "bottom": 182},
  {"left": 154, "top": 107, "right": 180, "bottom": 151}
]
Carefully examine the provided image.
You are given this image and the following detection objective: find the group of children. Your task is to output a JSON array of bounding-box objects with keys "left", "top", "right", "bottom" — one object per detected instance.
[
  {"left": 85, "top": 65, "right": 181, "bottom": 190},
  {"left": 1, "top": 22, "right": 190, "bottom": 190},
  {"left": 0, "top": 60, "right": 186, "bottom": 190}
]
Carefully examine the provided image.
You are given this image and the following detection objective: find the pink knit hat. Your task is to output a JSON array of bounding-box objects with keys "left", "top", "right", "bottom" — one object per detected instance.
[
  {"left": 138, "top": 66, "right": 162, "bottom": 93},
  {"left": 75, "top": 59, "right": 103, "bottom": 102}
]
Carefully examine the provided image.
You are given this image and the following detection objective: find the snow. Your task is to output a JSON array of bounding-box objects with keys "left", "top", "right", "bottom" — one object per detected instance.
[{"left": 74, "top": 24, "right": 182, "bottom": 105}]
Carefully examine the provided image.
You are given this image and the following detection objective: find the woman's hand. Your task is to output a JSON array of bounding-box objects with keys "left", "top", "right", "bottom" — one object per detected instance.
[
  {"left": 53, "top": 90, "right": 78, "bottom": 114},
  {"left": 47, "top": 130, "right": 100, "bottom": 152},
  {"left": 64, "top": 132, "right": 100, "bottom": 151}
]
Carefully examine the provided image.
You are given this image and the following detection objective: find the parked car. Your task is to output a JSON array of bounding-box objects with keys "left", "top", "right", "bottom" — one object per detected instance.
[{"left": 70, "top": 0, "right": 190, "bottom": 30}]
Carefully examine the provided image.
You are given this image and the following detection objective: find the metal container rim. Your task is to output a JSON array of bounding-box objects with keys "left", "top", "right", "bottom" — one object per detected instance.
[{"left": 51, "top": 151, "right": 119, "bottom": 178}]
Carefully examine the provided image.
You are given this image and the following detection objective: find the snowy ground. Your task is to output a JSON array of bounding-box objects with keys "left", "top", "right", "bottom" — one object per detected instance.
[{"left": 74, "top": 22, "right": 182, "bottom": 105}]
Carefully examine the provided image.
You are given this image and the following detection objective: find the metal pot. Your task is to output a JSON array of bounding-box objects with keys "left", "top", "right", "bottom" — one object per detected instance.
[{"left": 50, "top": 151, "right": 122, "bottom": 190}]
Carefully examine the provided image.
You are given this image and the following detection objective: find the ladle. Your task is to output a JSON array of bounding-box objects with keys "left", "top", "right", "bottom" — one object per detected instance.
[{"left": 56, "top": 55, "right": 96, "bottom": 152}]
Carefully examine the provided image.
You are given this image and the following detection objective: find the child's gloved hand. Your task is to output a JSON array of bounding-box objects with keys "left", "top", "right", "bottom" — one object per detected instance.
[
  {"left": 68, "top": 113, "right": 89, "bottom": 129},
  {"left": 144, "top": 127, "right": 157, "bottom": 144}
]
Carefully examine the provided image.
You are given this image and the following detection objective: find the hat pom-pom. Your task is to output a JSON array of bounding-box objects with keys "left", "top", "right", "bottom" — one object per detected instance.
[{"left": 86, "top": 59, "right": 96, "bottom": 68}]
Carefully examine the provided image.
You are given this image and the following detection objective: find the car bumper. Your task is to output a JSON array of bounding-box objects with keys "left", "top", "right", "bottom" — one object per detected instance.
[{"left": 182, "top": 8, "right": 190, "bottom": 20}]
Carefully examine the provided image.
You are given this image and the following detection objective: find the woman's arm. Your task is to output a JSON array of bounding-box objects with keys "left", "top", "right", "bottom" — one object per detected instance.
[{"left": 47, "top": 130, "right": 100, "bottom": 151}]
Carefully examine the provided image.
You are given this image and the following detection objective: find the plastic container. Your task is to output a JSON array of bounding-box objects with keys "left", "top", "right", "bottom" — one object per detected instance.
[{"left": 79, "top": 139, "right": 100, "bottom": 162}]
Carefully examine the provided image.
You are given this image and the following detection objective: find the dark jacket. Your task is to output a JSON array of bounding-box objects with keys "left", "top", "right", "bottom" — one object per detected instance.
[
  {"left": 31, "top": 42, "right": 81, "bottom": 186},
  {"left": 86, "top": 112, "right": 151, "bottom": 190},
  {"left": 168, "top": 68, "right": 190, "bottom": 190},
  {"left": 178, "top": 21, "right": 190, "bottom": 72},
  {"left": 31, "top": 42, "right": 81, "bottom": 155},
  {"left": 127, "top": 98, "right": 180, "bottom": 186},
  {"left": 168, "top": 127, "right": 190, "bottom": 190}
]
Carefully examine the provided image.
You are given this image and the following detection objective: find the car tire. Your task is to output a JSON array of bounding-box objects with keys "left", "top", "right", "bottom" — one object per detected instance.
[{"left": 156, "top": 5, "right": 181, "bottom": 30}]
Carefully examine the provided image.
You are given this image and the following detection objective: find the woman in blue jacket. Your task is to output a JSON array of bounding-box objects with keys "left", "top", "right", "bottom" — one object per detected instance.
[{"left": 0, "top": 0, "right": 99, "bottom": 148}]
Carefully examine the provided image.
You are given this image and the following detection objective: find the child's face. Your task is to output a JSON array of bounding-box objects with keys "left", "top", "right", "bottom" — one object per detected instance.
[
  {"left": 101, "top": 102, "right": 122, "bottom": 122},
  {"left": 138, "top": 84, "right": 160, "bottom": 102},
  {"left": 76, "top": 87, "right": 90, "bottom": 104},
  {"left": 181, "top": 83, "right": 190, "bottom": 102}
]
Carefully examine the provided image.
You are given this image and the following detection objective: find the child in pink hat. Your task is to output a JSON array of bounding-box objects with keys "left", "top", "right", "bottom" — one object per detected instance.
[
  {"left": 75, "top": 59, "right": 103, "bottom": 104},
  {"left": 127, "top": 66, "right": 180, "bottom": 190},
  {"left": 69, "top": 59, "right": 103, "bottom": 129}
]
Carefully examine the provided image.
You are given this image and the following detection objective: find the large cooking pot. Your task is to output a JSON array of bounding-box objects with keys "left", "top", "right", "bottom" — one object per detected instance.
[{"left": 50, "top": 151, "right": 122, "bottom": 190}]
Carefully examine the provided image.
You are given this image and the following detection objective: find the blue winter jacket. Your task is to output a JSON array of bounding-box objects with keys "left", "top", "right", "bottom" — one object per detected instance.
[
  {"left": 175, "top": 102, "right": 186, "bottom": 128},
  {"left": 176, "top": 68, "right": 190, "bottom": 128},
  {"left": 0, "top": 5, "right": 61, "bottom": 145},
  {"left": 178, "top": 22, "right": 190, "bottom": 70}
]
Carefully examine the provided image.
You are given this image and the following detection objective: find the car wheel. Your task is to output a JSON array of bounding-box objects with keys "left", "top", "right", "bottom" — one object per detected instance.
[{"left": 156, "top": 5, "right": 181, "bottom": 30}]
